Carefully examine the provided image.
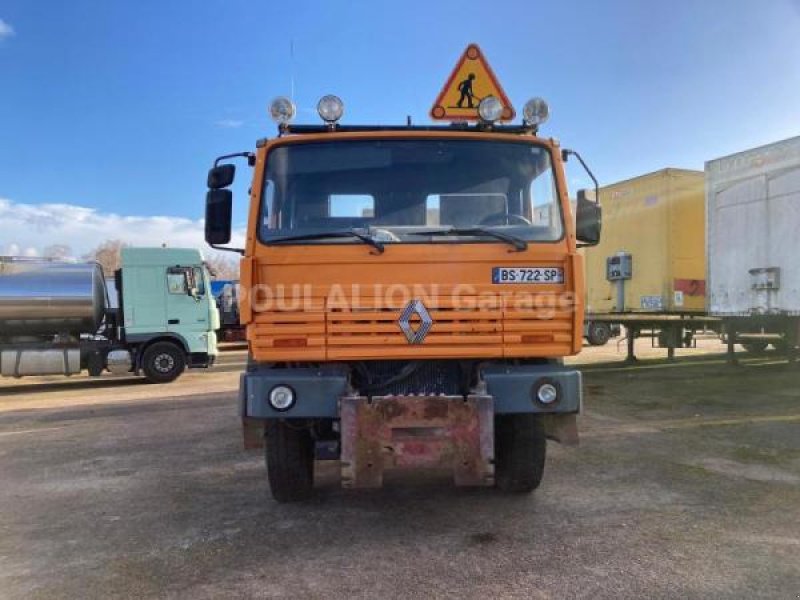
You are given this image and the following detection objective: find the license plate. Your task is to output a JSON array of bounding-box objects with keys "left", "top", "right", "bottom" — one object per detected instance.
[{"left": 492, "top": 267, "right": 564, "bottom": 284}]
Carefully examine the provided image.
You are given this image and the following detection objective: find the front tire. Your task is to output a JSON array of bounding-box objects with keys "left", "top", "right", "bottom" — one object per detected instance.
[
  {"left": 742, "top": 341, "right": 768, "bottom": 354},
  {"left": 772, "top": 338, "right": 790, "bottom": 353},
  {"left": 265, "top": 419, "right": 315, "bottom": 503},
  {"left": 494, "top": 414, "right": 546, "bottom": 493},
  {"left": 141, "top": 341, "right": 186, "bottom": 383},
  {"left": 586, "top": 322, "right": 612, "bottom": 346}
]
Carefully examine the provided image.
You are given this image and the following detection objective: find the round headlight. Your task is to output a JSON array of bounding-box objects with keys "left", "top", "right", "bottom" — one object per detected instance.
[
  {"left": 317, "top": 94, "right": 344, "bottom": 123},
  {"left": 536, "top": 382, "right": 559, "bottom": 405},
  {"left": 523, "top": 97, "right": 549, "bottom": 126},
  {"left": 477, "top": 96, "right": 504, "bottom": 123},
  {"left": 269, "top": 96, "right": 296, "bottom": 125},
  {"left": 268, "top": 385, "right": 295, "bottom": 411}
]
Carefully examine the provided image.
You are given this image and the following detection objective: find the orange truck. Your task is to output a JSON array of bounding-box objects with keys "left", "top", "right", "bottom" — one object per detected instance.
[{"left": 204, "top": 48, "right": 601, "bottom": 502}]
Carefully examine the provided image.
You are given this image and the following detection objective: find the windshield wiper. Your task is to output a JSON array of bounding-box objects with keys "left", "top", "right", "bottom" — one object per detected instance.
[
  {"left": 266, "top": 229, "right": 385, "bottom": 253},
  {"left": 409, "top": 227, "right": 528, "bottom": 251}
]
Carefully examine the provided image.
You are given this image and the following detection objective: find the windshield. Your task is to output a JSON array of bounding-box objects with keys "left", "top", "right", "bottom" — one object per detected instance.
[{"left": 259, "top": 139, "right": 563, "bottom": 244}]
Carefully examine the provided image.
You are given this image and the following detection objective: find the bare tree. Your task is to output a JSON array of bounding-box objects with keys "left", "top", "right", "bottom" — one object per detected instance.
[
  {"left": 205, "top": 254, "right": 240, "bottom": 280},
  {"left": 84, "top": 239, "right": 129, "bottom": 275}
]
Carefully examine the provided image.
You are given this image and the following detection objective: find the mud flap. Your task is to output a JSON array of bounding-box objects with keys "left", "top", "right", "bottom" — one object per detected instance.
[
  {"left": 340, "top": 395, "right": 495, "bottom": 488},
  {"left": 242, "top": 417, "right": 265, "bottom": 449},
  {"left": 541, "top": 413, "right": 579, "bottom": 446}
]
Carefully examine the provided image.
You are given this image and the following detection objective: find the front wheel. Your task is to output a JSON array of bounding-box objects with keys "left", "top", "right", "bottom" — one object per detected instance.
[
  {"left": 141, "top": 341, "right": 186, "bottom": 383},
  {"left": 586, "top": 322, "right": 612, "bottom": 346},
  {"left": 742, "top": 341, "right": 768, "bottom": 354},
  {"left": 265, "top": 419, "right": 315, "bottom": 503},
  {"left": 494, "top": 414, "right": 546, "bottom": 493},
  {"left": 771, "top": 338, "right": 793, "bottom": 353}
]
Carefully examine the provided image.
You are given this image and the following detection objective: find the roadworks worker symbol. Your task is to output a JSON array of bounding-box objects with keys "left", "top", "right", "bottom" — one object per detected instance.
[{"left": 430, "top": 43, "right": 515, "bottom": 122}]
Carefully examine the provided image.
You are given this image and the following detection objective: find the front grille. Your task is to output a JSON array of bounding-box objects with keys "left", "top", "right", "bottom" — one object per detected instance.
[
  {"left": 327, "top": 295, "right": 503, "bottom": 359},
  {"left": 352, "top": 360, "right": 473, "bottom": 396},
  {"left": 248, "top": 292, "right": 575, "bottom": 362}
]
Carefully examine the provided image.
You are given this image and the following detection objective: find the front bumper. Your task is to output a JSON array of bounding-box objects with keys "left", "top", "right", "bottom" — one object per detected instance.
[
  {"left": 481, "top": 363, "right": 582, "bottom": 414},
  {"left": 240, "top": 366, "right": 349, "bottom": 419},
  {"left": 240, "top": 363, "right": 581, "bottom": 419}
]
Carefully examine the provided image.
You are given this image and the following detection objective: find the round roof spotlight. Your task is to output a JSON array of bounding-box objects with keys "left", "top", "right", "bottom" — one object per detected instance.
[
  {"left": 522, "top": 97, "right": 549, "bottom": 127},
  {"left": 269, "top": 96, "right": 296, "bottom": 125},
  {"left": 477, "top": 96, "right": 504, "bottom": 123},
  {"left": 317, "top": 94, "right": 345, "bottom": 123}
]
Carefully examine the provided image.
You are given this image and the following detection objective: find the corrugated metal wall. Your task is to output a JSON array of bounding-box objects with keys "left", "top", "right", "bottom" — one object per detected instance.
[{"left": 706, "top": 135, "right": 800, "bottom": 316}]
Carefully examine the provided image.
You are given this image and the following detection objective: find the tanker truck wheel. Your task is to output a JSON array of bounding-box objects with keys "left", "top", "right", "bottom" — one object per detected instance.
[
  {"left": 772, "top": 338, "right": 790, "bottom": 353},
  {"left": 586, "top": 322, "right": 612, "bottom": 346},
  {"left": 265, "top": 419, "right": 314, "bottom": 503},
  {"left": 494, "top": 414, "right": 546, "bottom": 493},
  {"left": 142, "top": 341, "right": 186, "bottom": 383},
  {"left": 742, "top": 341, "right": 768, "bottom": 354}
]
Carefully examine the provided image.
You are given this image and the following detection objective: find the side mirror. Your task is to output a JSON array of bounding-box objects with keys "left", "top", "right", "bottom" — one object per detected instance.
[
  {"left": 207, "top": 164, "right": 236, "bottom": 189},
  {"left": 206, "top": 189, "right": 233, "bottom": 245},
  {"left": 576, "top": 189, "right": 602, "bottom": 246}
]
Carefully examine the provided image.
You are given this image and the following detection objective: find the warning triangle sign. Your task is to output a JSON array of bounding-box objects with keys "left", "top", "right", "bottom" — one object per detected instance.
[{"left": 430, "top": 44, "right": 515, "bottom": 122}]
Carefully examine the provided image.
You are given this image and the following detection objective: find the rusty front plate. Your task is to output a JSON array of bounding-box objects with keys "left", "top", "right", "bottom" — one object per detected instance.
[{"left": 340, "top": 395, "right": 494, "bottom": 488}]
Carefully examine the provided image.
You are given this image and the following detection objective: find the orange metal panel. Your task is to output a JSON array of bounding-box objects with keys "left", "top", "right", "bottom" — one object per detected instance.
[
  {"left": 328, "top": 345, "right": 504, "bottom": 360},
  {"left": 504, "top": 344, "right": 572, "bottom": 357},
  {"left": 327, "top": 334, "right": 504, "bottom": 346},
  {"left": 328, "top": 322, "right": 500, "bottom": 334},
  {"left": 503, "top": 321, "right": 572, "bottom": 332},
  {"left": 242, "top": 130, "right": 582, "bottom": 362},
  {"left": 255, "top": 324, "right": 326, "bottom": 336},
  {"left": 571, "top": 252, "right": 585, "bottom": 353}
]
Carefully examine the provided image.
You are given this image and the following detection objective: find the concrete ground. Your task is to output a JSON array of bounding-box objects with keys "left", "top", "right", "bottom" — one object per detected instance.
[{"left": 1, "top": 339, "right": 799, "bottom": 599}]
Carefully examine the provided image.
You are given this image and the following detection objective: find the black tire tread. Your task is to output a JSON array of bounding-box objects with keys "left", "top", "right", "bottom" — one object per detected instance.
[
  {"left": 265, "top": 420, "right": 314, "bottom": 503},
  {"left": 587, "top": 322, "right": 611, "bottom": 346},
  {"left": 494, "top": 414, "right": 546, "bottom": 493},
  {"left": 141, "top": 341, "right": 186, "bottom": 383},
  {"left": 742, "top": 341, "right": 769, "bottom": 354}
]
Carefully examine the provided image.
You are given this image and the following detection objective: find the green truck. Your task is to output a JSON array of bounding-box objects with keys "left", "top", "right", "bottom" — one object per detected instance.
[{"left": 0, "top": 247, "right": 219, "bottom": 383}]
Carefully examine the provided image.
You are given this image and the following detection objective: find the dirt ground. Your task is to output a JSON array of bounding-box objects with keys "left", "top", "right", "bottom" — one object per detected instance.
[{"left": 1, "top": 338, "right": 798, "bottom": 599}]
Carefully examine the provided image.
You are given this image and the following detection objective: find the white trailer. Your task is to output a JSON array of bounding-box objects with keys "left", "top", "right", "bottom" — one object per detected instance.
[{"left": 705, "top": 135, "right": 800, "bottom": 358}]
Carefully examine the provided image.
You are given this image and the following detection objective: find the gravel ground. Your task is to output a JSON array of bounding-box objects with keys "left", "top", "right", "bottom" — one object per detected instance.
[{"left": 0, "top": 340, "right": 798, "bottom": 599}]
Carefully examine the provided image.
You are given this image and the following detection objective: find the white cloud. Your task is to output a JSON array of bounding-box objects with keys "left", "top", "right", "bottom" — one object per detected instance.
[
  {"left": 215, "top": 119, "right": 244, "bottom": 128},
  {"left": 0, "top": 198, "right": 245, "bottom": 260},
  {"left": 0, "top": 19, "right": 14, "bottom": 40}
]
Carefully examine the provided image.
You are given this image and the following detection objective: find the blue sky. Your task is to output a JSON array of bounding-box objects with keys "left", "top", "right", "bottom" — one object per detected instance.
[{"left": 1, "top": 0, "right": 799, "bottom": 254}]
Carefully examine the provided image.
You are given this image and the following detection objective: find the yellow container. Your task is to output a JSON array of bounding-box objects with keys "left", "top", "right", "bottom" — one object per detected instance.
[{"left": 584, "top": 168, "right": 706, "bottom": 314}]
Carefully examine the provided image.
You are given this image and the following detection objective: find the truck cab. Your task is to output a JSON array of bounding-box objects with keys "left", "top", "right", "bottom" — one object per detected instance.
[
  {"left": 118, "top": 247, "right": 219, "bottom": 382},
  {"left": 0, "top": 247, "right": 218, "bottom": 383},
  {"left": 204, "top": 54, "right": 600, "bottom": 502}
]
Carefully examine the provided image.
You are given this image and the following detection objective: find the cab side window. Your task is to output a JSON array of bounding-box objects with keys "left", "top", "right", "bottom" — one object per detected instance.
[
  {"left": 166, "top": 267, "right": 195, "bottom": 295},
  {"left": 167, "top": 268, "right": 188, "bottom": 294}
]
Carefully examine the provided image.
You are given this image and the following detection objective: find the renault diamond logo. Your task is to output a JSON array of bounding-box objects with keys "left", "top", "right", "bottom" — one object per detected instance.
[{"left": 398, "top": 299, "right": 433, "bottom": 344}]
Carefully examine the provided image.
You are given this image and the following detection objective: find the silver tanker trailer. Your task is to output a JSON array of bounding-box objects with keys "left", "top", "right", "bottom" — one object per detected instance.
[{"left": 0, "top": 247, "right": 219, "bottom": 383}]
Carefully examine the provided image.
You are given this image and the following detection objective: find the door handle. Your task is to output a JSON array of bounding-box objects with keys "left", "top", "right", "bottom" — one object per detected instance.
[{"left": 168, "top": 319, "right": 180, "bottom": 325}]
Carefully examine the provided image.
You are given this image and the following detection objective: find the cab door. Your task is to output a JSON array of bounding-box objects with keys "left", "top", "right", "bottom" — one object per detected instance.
[{"left": 165, "top": 266, "right": 210, "bottom": 344}]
